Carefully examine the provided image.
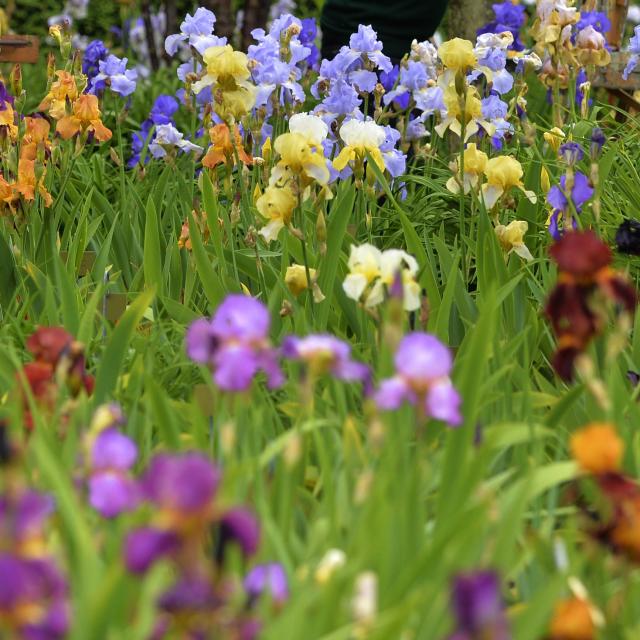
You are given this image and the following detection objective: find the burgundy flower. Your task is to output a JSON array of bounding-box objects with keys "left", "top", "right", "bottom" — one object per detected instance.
[{"left": 545, "top": 231, "right": 637, "bottom": 380}]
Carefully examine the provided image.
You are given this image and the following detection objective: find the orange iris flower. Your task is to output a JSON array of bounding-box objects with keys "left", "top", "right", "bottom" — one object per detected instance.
[
  {"left": 202, "top": 123, "right": 252, "bottom": 168},
  {"left": 39, "top": 71, "right": 81, "bottom": 120},
  {"left": 56, "top": 94, "right": 112, "bottom": 143},
  {"left": 20, "top": 117, "right": 51, "bottom": 161}
]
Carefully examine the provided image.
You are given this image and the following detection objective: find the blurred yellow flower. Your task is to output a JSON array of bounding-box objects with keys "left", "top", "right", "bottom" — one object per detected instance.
[{"left": 0, "top": 102, "right": 17, "bottom": 140}]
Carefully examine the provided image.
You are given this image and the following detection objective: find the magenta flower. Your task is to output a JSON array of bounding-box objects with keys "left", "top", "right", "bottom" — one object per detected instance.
[
  {"left": 186, "top": 295, "right": 283, "bottom": 392},
  {"left": 218, "top": 507, "right": 261, "bottom": 558},
  {"left": 125, "top": 527, "right": 178, "bottom": 575},
  {"left": 282, "top": 334, "right": 371, "bottom": 389},
  {"left": 374, "top": 333, "right": 462, "bottom": 427},
  {"left": 0, "top": 554, "right": 69, "bottom": 639},
  {"left": 88, "top": 427, "right": 139, "bottom": 518},
  {"left": 449, "top": 571, "right": 511, "bottom": 640},
  {"left": 244, "top": 563, "right": 289, "bottom": 604}
]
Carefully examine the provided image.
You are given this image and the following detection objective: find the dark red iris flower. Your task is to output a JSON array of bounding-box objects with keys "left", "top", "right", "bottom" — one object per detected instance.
[{"left": 545, "top": 231, "right": 637, "bottom": 381}]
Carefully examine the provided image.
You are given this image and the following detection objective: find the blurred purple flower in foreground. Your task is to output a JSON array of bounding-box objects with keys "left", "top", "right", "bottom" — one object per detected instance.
[
  {"left": 245, "top": 563, "right": 289, "bottom": 604},
  {"left": 88, "top": 427, "right": 139, "bottom": 518},
  {"left": 375, "top": 333, "right": 462, "bottom": 427},
  {"left": 449, "top": 571, "right": 511, "bottom": 640},
  {"left": 186, "top": 294, "right": 283, "bottom": 392}
]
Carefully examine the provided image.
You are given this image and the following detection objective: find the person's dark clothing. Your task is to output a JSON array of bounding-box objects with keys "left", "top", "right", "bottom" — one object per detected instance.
[{"left": 321, "top": 0, "right": 449, "bottom": 62}]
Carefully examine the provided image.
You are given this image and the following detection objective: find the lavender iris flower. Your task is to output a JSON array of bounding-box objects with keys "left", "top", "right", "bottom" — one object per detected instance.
[
  {"left": 282, "top": 334, "right": 371, "bottom": 388},
  {"left": 623, "top": 25, "right": 640, "bottom": 80},
  {"left": 449, "top": 571, "right": 511, "bottom": 640},
  {"left": 375, "top": 333, "right": 462, "bottom": 427},
  {"left": 91, "top": 54, "right": 138, "bottom": 97},
  {"left": 165, "top": 7, "right": 227, "bottom": 57},
  {"left": 245, "top": 563, "right": 289, "bottom": 604},
  {"left": 0, "top": 490, "right": 55, "bottom": 540},
  {"left": 130, "top": 94, "right": 179, "bottom": 167},
  {"left": 148, "top": 124, "right": 203, "bottom": 159},
  {"left": 186, "top": 295, "right": 284, "bottom": 392},
  {"left": 88, "top": 427, "right": 139, "bottom": 518}
]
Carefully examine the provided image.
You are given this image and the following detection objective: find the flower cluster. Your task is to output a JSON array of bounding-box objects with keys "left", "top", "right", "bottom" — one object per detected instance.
[
  {"left": 16, "top": 327, "right": 94, "bottom": 430},
  {"left": 124, "top": 452, "right": 267, "bottom": 638},
  {"left": 545, "top": 231, "right": 637, "bottom": 381},
  {"left": 571, "top": 423, "right": 640, "bottom": 562},
  {"left": 0, "top": 485, "right": 70, "bottom": 638}
]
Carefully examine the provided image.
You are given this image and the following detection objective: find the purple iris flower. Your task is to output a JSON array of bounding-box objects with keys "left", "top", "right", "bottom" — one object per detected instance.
[
  {"left": 299, "top": 18, "right": 319, "bottom": 68},
  {"left": 129, "top": 94, "right": 179, "bottom": 167},
  {"left": 88, "top": 427, "right": 139, "bottom": 518},
  {"left": 158, "top": 576, "right": 217, "bottom": 613},
  {"left": 574, "top": 68, "right": 592, "bottom": 108},
  {"left": 576, "top": 11, "right": 611, "bottom": 34},
  {"left": 125, "top": 527, "right": 178, "bottom": 574},
  {"left": 165, "top": 7, "right": 227, "bottom": 57},
  {"left": 141, "top": 453, "right": 221, "bottom": 513},
  {"left": 374, "top": 333, "right": 462, "bottom": 427},
  {"left": 558, "top": 141, "right": 584, "bottom": 165},
  {"left": 218, "top": 507, "right": 261, "bottom": 558},
  {"left": 245, "top": 563, "right": 289, "bottom": 604},
  {"left": 0, "top": 490, "right": 55, "bottom": 542},
  {"left": 590, "top": 127, "right": 605, "bottom": 157},
  {"left": 547, "top": 172, "right": 594, "bottom": 239},
  {"left": 449, "top": 571, "right": 511, "bottom": 640},
  {"left": 282, "top": 334, "right": 371, "bottom": 388},
  {"left": 186, "top": 295, "right": 283, "bottom": 392},
  {"left": 0, "top": 81, "right": 14, "bottom": 109},
  {"left": 477, "top": 2, "right": 526, "bottom": 51},
  {"left": 82, "top": 40, "right": 109, "bottom": 92},
  {"left": 91, "top": 54, "right": 138, "bottom": 97},
  {"left": 0, "top": 554, "right": 69, "bottom": 639}
]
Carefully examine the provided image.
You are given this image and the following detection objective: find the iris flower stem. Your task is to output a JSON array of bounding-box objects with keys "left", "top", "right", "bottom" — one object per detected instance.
[
  {"left": 113, "top": 95, "right": 127, "bottom": 218},
  {"left": 296, "top": 179, "right": 315, "bottom": 324},
  {"left": 458, "top": 110, "right": 467, "bottom": 283}
]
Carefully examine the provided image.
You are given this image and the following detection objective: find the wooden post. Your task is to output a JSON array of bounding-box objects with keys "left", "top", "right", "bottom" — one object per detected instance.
[{"left": 0, "top": 36, "right": 39, "bottom": 64}]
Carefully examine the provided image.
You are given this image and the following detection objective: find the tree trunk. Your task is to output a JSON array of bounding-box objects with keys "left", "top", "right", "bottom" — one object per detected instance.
[
  {"left": 164, "top": 0, "right": 178, "bottom": 63},
  {"left": 240, "top": 0, "right": 271, "bottom": 51},
  {"left": 447, "top": 0, "right": 493, "bottom": 42},
  {"left": 202, "top": 0, "right": 235, "bottom": 42},
  {"left": 141, "top": 0, "right": 160, "bottom": 72}
]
